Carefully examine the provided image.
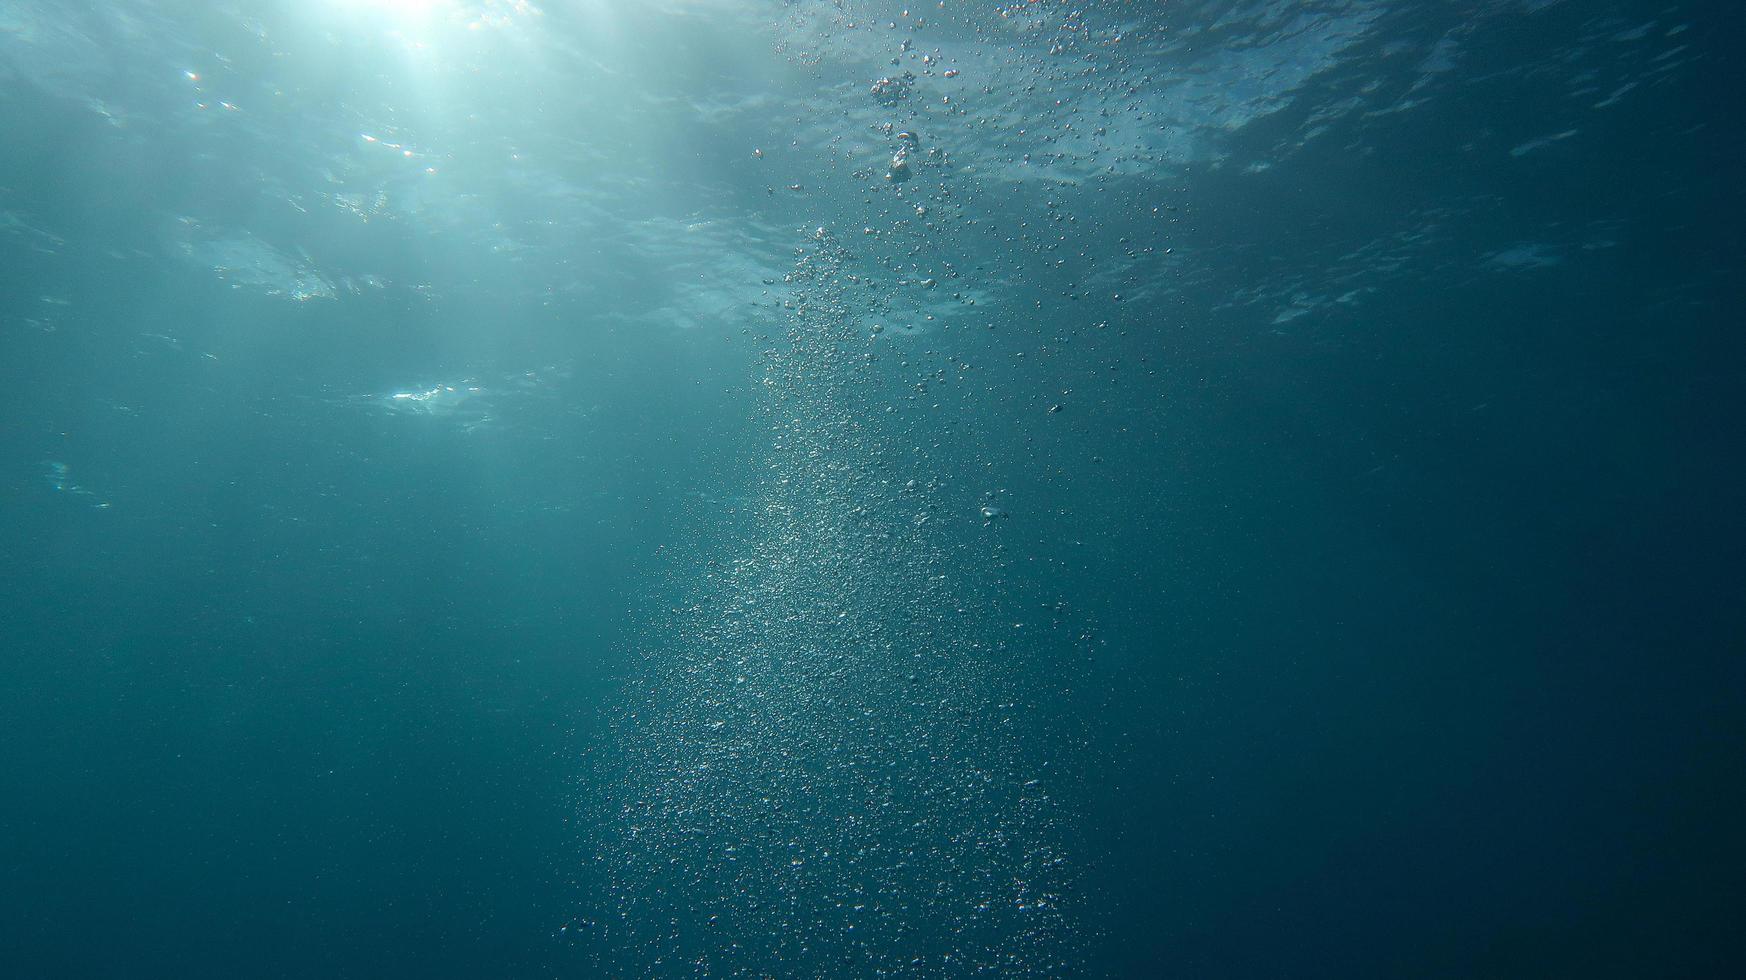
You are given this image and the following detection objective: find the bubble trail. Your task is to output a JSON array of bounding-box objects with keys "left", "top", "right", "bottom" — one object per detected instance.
[{"left": 581, "top": 230, "right": 1084, "bottom": 978}]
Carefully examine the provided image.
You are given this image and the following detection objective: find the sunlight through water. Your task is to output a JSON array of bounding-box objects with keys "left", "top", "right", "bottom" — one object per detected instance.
[{"left": 0, "top": 0, "right": 1732, "bottom": 977}]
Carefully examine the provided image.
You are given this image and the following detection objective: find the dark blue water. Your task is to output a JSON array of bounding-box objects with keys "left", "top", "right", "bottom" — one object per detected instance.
[{"left": 3, "top": 1, "right": 1742, "bottom": 977}]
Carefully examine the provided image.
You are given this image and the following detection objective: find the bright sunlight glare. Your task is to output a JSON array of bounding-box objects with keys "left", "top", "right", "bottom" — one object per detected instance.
[
  {"left": 320, "top": 0, "right": 542, "bottom": 33},
  {"left": 353, "top": 0, "right": 445, "bottom": 14},
  {"left": 323, "top": 0, "right": 462, "bottom": 28}
]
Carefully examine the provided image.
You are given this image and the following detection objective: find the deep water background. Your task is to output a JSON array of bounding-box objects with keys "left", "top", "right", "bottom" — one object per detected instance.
[{"left": 3, "top": 1, "right": 1743, "bottom": 977}]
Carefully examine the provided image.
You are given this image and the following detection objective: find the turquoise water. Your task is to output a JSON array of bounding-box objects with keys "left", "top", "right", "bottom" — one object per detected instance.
[{"left": 3, "top": 1, "right": 1741, "bottom": 976}]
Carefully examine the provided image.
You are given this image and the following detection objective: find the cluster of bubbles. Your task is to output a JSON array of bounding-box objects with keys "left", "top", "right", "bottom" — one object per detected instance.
[
  {"left": 579, "top": 231, "right": 1083, "bottom": 976},
  {"left": 869, "top": 70, "right": 915, "bottom": 108}
]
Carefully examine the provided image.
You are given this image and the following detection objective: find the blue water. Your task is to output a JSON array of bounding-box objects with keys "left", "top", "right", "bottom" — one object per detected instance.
[{"left": 3, "top": 1, "right": 1741, "bottom": 977}]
